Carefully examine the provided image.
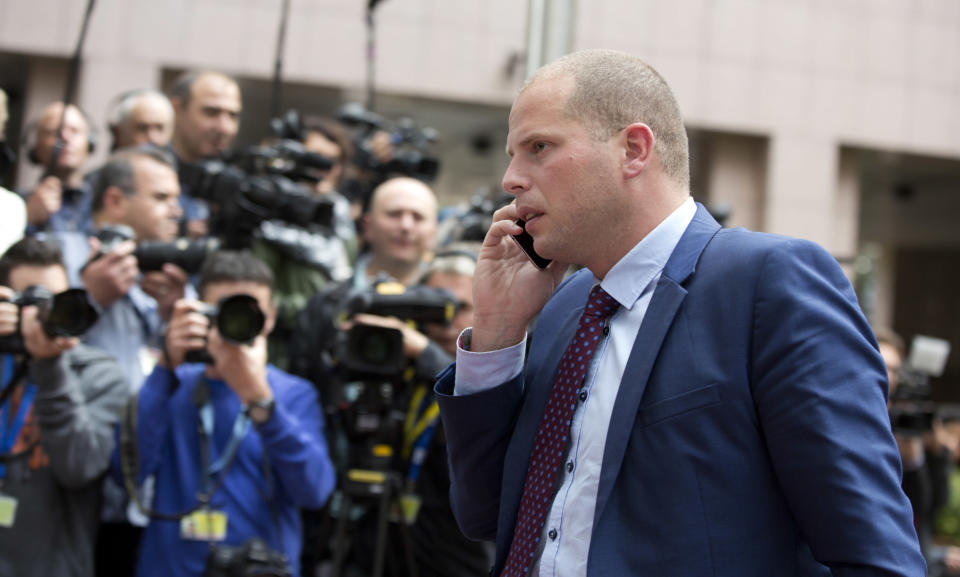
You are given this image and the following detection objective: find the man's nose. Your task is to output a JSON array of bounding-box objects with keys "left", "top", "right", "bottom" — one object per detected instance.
[{"left": 501, "top": 158, "right": 529, "bottom": 196}]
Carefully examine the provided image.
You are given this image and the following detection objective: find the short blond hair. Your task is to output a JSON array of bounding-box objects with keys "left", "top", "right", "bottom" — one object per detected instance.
[{"left": 526, "top": 49, "right": 690, "bottom": 189}]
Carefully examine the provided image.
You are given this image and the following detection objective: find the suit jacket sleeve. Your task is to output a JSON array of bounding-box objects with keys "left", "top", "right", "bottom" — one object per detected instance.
[
  {"left": 750, "top": 239, "right": 925, "bottom": 576},
  {"left": 435, "top": 364, "right": 524, "bottom": 541}
]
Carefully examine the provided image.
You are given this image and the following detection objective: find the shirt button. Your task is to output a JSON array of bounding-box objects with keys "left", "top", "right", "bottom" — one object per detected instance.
[
  {"left": 602, "top": 325, "right": 610, "bottom": 336},
  {"left": 548, "top": 528, "right": 558, "bottom": 540},
  {"left": 566, "top": 460, "right": 574, "bottom": 473},
  {"left": 578, "top": 390, "right": 588, "bottom": 402}
]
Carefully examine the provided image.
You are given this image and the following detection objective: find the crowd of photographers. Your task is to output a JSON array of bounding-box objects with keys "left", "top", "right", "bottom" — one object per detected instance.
[{"left": 0, "top": 73, "right": 493, "bottom": 577}]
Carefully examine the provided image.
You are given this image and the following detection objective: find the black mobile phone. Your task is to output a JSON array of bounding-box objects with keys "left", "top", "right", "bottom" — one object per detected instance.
[{"left": 511, "top": 219, "right": 552, "bottom": 270}]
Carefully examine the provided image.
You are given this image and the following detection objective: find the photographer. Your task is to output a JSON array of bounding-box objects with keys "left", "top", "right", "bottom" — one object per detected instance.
[
  {"left": 118, "top": 250, "right": 335, "bottom": 577},
  {"left": 0, "top": 238, "right": 126, "bottom": 577},
  {"left": 879, "top": 327, "right": 960, "bottom": 573},
  {"left": 345, "top": 247, "right": 490, "bottom": 577},
  {"left": 289, "top": 176, "right": 438, "bottom": 391},
  {"left": 20, "top": 102, "right": 96, "bottom": 235},
  {"left": 108, "top": 89, "right": 175, "bottom": 152},
  {"left": 80, "top": 145, "right": 189, "bottom": 576},
  {"left": 168, "top": 71, "right": 242, "bottom": 238},
  {"left": 252, "top": 115, "right": 355, "bottom": 369},
  {"left": 83, "top": 145, "right": 187, "bottom": 388}
]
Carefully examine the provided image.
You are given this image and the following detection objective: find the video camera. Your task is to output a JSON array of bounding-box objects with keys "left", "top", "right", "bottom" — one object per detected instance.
[
  {"left": 890, "top": 335, "right": 952, "bottom": 435},
  {"left": 183, "top": 294, "right": 267, "bottom": 365},
  {"left": 96, "top": 224, "right": 219, "bottom": 274},
  {"left": 179, "top": 122, "right": 336, "bottom": 249},
  {"left": 335, "top": 280, "right": 456, "bottom": 381},
  {"left": 326, "top": 280, "right": 455, "bottom": 472},
  {"left": 0, "top": 286, "right": 99, "bottom": 354},
  {"left": 337, "top": 102, "right": 440, "bottom": 183}
]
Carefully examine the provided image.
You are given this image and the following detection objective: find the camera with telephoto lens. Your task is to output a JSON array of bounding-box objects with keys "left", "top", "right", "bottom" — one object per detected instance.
[
  {"left": 96, "top": 224, "right": 219, "bottom": 275},
  {"left": 178, "top": 116, "right": 336, "bottom": 250},
  {"left": 337, "top": 102, "right": 440, "bottom": 183},
  {"left": 183, "top": 294, "right": 266, "bottom": 365},
  {"left": 203, "top": 537, "right": 291, "bottom": 577},
  {"left": 0, "top": 286, "right": 99, "bottom": 354}
]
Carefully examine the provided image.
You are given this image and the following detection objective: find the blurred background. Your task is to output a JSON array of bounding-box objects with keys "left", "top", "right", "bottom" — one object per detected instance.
[{"left": 1, "top": 0, "right": 958, "bottom": 397}]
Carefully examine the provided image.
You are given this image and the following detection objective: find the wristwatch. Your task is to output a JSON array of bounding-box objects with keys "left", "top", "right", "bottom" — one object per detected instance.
[{"left": 245, "top": 396, "right": 275, "bottom": 424}]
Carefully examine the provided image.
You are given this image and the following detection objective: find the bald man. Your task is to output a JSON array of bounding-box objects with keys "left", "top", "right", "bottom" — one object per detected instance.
[{"left": 22, "top": 102, "right": 96, "bottom": 233}]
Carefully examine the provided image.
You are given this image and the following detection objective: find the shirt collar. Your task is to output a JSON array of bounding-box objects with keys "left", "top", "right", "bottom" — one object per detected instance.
[{"left": 599, "top": 197, "right": 697, "bottom": 310}]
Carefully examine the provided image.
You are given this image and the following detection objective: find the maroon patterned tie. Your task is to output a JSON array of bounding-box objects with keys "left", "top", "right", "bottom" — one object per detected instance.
[{"left": 502, "top": 285, "right": 619, "bottom": 577}]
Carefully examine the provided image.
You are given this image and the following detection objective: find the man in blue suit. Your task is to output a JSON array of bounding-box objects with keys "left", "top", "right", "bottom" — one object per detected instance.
[{"left": 434, "top": 49, "right": 925, "bottom": 576}]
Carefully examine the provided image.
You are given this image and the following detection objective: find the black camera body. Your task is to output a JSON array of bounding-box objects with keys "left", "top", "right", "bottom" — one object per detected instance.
[
  {"left": 184, "top": 294, "right": 266, "bottom": 365},
  {"left": 204, "top": 537, "right": 291, "bottom": 577},
  {"left": 96, "top": 224, "right": 219, "bottom": 275},
  {"left": 335, "top": 281, "right": 456, "bottom": 381},
  {"left": 0, "top": 286, "right": 99, "bottom": 354}
]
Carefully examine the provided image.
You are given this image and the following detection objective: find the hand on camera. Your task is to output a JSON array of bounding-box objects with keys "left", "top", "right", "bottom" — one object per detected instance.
[
  {"left": 162, "top": 299, "right": 209, "bottom": 369},
  {"left": 206, "top": 327, "right": 271, "bottom": 405},
  {"left": 345, "top": 313, "right": 429, "bottom": 360},
  {"left": 82, "top": 238, "right": 139, "bottom": 308},
  {"left": 20, "top": 305, "right": 78, "bottom": 359},
  {"left": 0, "top": 286, "right": 18, "bottom": 337},
  {"left": 141, "top": 264, "right": 189, "bottom": 322},
  {"left": 26, "top": 176, "right": 63, "bottom": 226}
]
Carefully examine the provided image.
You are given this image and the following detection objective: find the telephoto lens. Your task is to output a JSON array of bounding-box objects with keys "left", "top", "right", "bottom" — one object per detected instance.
[
  {"left": 184, "top": 294, "right": 266, "bottom": 365},
  {"left": 44, "top": 288, "right": 100, "bottom": 337},
  {"left": 210, "top": 294, "right": 266, "bottom": 345}
]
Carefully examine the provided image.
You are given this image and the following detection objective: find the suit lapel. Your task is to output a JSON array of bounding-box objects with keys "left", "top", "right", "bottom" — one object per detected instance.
[{"left": 592, "top": 204, "right": 721, "bottom": 527}]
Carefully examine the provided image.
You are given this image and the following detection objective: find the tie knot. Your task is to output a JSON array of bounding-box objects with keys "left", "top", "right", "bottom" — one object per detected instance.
[{"left": 585, "top": 285, "right": 619, "bottom": 319}]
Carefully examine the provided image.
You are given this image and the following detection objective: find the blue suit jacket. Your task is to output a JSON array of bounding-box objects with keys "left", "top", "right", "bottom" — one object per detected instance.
[{"left": 436, "top": 205, "right": 925, "bottom": 576}]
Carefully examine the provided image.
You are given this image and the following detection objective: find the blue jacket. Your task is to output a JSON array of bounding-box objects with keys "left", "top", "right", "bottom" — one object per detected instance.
[
  {"left": 115, "top": 363, "right": 335, "bottom": 577},
  {"left": 436, "top": 205, "right": 925, "bottom": 576}
]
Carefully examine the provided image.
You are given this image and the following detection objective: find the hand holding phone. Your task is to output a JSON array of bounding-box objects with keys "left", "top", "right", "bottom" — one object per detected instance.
[{"left": 511, "top": 219, "right": 552, "bottom": 270}]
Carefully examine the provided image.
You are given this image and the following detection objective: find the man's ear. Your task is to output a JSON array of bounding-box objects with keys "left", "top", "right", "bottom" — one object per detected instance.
[
  {"left": 100, "top": 186, "right": 129, "bottom": 220},
  {"left": 262, "top": 298, "right": 278, "bottom": 336},
  {"left": 170, "top": 96, "right": 185, "bottom": 117},
  {"left": 622, "top": 123, "right": 655, "bottom": 179}
]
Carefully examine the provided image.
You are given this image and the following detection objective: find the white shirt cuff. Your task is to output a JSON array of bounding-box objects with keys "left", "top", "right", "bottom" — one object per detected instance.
[{"left": 453, "top": 328, "right": 526, "bottom": 396}]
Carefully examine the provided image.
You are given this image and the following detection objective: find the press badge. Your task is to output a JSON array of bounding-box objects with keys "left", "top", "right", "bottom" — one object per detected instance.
[
  {"left": 180, "top": 510, "right": 228, "bottom": 541},
  {"left": 139, "top": 347, "right": 158, "bottom": 378},
  {"left": 398, "top": 493, "right": 422, "bottom": 526},
  {"left": 0, "top": 494, "right": 18, "bottom": 528}
]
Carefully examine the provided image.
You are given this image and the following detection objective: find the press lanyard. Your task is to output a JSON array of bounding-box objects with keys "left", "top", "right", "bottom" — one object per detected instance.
[
  {"left": 403, "top": 385, "right": 439, "bottom": 485},
  {"left": 0, "top": 355, "right": 37, "bottom": 480},
  {"left": 197, "top": 378, "right": 251, "bottom": 493}
]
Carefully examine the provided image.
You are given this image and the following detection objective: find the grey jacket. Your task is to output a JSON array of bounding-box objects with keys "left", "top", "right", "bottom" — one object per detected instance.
[{"left": 0, "top": 345, "right": 127, "bottom": 577}]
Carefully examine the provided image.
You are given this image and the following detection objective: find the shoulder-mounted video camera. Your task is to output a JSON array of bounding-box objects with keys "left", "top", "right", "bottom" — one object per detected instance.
[
  {"left": 0, "top": 286, "right": 99, "bottom": 354},
  {"left": 96, "top": 224, "right": 219, "bottom": 275},
  {"left": 335, "top": 280, "right": 456, "bottom": 381}
]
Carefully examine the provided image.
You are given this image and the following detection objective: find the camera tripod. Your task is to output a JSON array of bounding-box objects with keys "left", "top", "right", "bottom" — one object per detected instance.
[{"left": 330, "top": 466, "right": 418, "bottom": 577}]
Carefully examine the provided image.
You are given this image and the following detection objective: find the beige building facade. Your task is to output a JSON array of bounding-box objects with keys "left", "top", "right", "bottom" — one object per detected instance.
[{"left": 2, "top": 0, "right": 959, "bottom": 390}]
